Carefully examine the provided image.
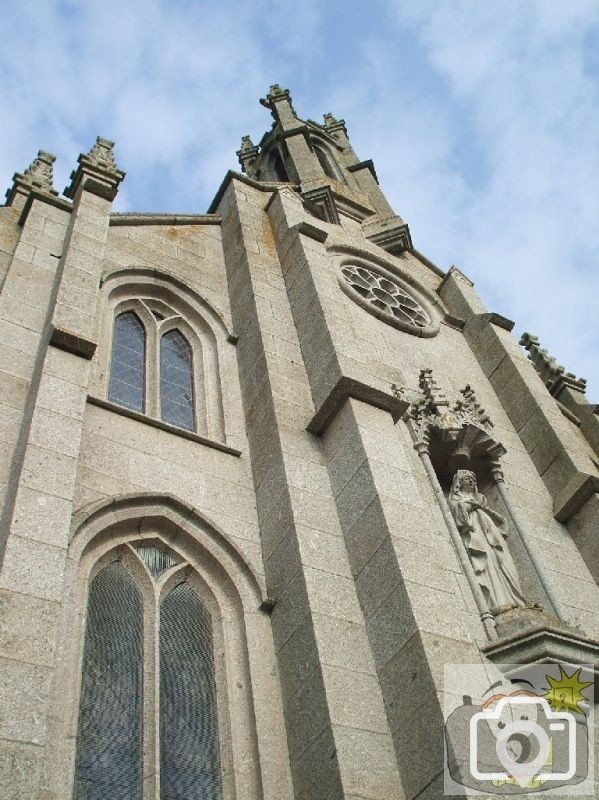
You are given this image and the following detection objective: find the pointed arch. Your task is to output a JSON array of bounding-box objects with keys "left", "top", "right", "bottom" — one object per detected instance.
[
  {"left": 271, "top": 149, "right": 289, "bottom": 182},
  {"left": 70, "top": 493, "right": 265, "bottom": 608},
  {"left": 259, "top": 146, "right": 290, "bottom": 183},
  {"left": 100, "top": 267, "right": 234, "bottom": 339},
  {"left": 160, "top": 581, "right": 222, "bottom": 799},
  {"left": 53, "top": 493, "right": 279, "bottom": 800},
  {"left": 314, "top": 143, "right": 338, "bottom": 180},
  {"left": 108, "top": 310, "right": 146, "bottom": 412},
  {"left": 95, "top": 268, "right": 238, "bottom": 442},
  {"left": 160, "top": 328, "right": 194, "bottom": 430},
  {"left": 311, "top": 138, "right": 344, "bottom": 183}
]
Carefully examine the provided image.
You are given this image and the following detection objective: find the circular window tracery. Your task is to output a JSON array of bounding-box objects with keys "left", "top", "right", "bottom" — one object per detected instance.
[{"left": 341, "top": 264, "right": 430, "bottom": 329}]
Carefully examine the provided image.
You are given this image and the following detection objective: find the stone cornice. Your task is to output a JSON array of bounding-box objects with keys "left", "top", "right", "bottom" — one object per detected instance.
[
  {"left": 484, "top": 619, "right": 599, "bottom": 678},
  {"left": 437, "top": 264, "right": 474, "bottom": 292},
  {"left": 109, "top": 213, "right": 221, "bottom": 227},
  {"left": 50, "top": 326, "right": 96, "bottom": 360},
  {"left": 408, "top": 247, "right": 446, "bottom": 278}
]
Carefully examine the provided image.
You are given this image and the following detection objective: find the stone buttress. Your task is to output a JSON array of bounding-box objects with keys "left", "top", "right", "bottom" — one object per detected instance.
[{"left": 0, "top": 86, "right": 598, "bottom": 800}]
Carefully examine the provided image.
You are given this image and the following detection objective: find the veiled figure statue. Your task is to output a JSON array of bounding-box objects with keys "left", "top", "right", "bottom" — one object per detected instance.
[{"left": 449, "top": 469, "right": 525, "bottom": 612}]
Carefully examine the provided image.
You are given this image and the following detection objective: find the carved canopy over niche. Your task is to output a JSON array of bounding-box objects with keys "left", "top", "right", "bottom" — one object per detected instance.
[
  {"left": 339, "top": 261, "right": 438, "bottom": 337},
  {"left": 405, "top": 369, "right": 506, "bottom": 478}
]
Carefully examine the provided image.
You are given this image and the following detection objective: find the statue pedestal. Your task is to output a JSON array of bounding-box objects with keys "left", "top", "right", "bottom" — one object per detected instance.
[
  {"left": 483, "top": 607, "right": 599, "bottom": 682},
  {"left": 493, "top": 605, "right": 558, "bottom": 638}
]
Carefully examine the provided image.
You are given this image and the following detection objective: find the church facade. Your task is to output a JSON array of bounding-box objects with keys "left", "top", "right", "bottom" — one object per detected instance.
[{"left": 0, "top": 85, "right": 598, "bottom": 799}]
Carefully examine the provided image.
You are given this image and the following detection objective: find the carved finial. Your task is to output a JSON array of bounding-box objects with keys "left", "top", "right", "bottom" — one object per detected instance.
[
  {"left": 22, "top": 150, "right": 58, "bottom": 193},
  {"left": 409, "top": 371, "right": 504, "bottom": 462},
  {"left": 236, "top": 135, "right": 260, "bottom": 178},
  {"left": 457, "top": 385, "right": 493, "bottom": 431},
  {"left": 259, "top": 85, "right": 295, "bottom": 121},
  {"left": 323, "top": 113, "right": 347, "bottom": 136},
  {"left": 5, "top": 149, "right": 58, "bottom": 204},
  {"left": 419, "top": 368, "right": 450, "bottom": 411},
  {"left": 265, "top": 84, "right": 291, "bottom": 104},
  {"left": 85, "top": 137, "right": 120, "bottom": 173},
  {"left": 64, "top": 136, "right": 125, "bottom": 201},
  {"left": 238, "top": 135, "right": 256, "bottom": 154},
  {"left": 520, "top": 332, "right": 587, "bottom": 396}
]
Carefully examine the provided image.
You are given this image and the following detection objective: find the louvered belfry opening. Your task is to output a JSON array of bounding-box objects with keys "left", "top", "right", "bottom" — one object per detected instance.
[
  {"left": 73, "top": 562, "right": 143, "bottom": 800},
  {"left": 160, "top": 583, "right": 223, "bottom": 800},
  {"left": 74, "top": 547, "right": 223, "bottom": 800}
]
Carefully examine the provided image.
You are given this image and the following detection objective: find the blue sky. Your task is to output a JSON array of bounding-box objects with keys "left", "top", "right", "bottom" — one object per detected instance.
[{"left": 1, "top": 0, "right": 598, "bottom": 393}]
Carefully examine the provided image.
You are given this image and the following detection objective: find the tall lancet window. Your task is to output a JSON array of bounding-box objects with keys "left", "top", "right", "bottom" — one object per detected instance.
[
  {"left": 108, "top": 312, "right": 146, "bottom": 412},
  {"left": 73, "top": 562, "right": 143, "bottom": 800},
  {"left": 73, "top": 545, "right": 223, "bottom": 800},
  {"left": 314, "top": 144, "right": 338, "bottom": 181},
  {"left": 160, "top": 584, "right": 222, "bottom": 799},
  {"left": 160, "top": 330, "right": 194, "bottom": 431},
  {"left": 104, "top": 296, "right": 228, "bottom": 440}
]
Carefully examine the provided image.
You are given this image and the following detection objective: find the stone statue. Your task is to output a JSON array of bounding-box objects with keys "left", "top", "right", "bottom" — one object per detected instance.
[{"left": 448, "top": 469, "right": 525, "bottom": 613}]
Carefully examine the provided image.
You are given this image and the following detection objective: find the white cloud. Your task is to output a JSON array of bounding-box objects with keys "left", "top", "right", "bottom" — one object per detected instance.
[
  {"left": 0, "top": 0, "right": 276, "bottom": 206},
  {"left": 1, "top": 0, "right": 597, "bottom": 394},
  {"left": 377, "top": 1, "right": 599, "bottom": 392}
]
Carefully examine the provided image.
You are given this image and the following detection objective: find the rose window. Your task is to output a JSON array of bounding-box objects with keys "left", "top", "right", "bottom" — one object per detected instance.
[{"left": 341, "top": 264, "right": 430, "bottom": 328}]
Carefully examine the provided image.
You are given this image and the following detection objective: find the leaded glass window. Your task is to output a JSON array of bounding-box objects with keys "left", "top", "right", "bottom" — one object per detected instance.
[
  {"left": 108, "top": 312, "right": 146, "bottom": 412},
  {"left": 73, "top": 562, "right": 143, "bottom": 800},
  {"left": 106, "top": 302, "right": 205, "bottom": 434},
  {"left": 74, "top": 546, "right": 223, "bottom": 800},
  {"left": 160, "top": 584, "right": 222, "bottom": 800},
  {"left": 160, "top": 330, "right": 194, "bottom": 431},
  {"left": 134, "top": 543, "right": 179, "bottom": 579}
]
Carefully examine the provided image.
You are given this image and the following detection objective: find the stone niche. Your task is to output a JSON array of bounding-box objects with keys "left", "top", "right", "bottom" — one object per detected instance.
[{"left": 405, "top": 369, "right": 599, "bottom": 675}]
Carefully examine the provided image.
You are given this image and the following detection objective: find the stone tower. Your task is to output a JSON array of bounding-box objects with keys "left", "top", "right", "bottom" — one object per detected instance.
[{"left": 0, "top": 86, "right": 598, "bottom": 799}]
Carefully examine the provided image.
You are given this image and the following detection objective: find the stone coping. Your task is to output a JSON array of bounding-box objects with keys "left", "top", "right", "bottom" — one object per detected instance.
[
  {"left": 306, "top": 376, "right": 409, "bottom": 436},
  {"left": 109, "top": 212, "right": 221, "bottom": 226}
]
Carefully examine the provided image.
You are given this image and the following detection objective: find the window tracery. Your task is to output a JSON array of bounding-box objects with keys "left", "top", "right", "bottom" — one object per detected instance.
[
  {"left": 53, "top": 496, "right": 286, "bottom": 800},
  {"left": 106, "top": 300, "right": 205, "bottom": 435},
  {"left": 73, "top": 542, "right": 223, "bottom": 800},
  {"left": 340, "top": 263, "right": 431, "bottom": 332}
]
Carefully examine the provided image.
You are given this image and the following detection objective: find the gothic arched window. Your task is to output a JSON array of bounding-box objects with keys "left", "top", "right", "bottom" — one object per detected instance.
[
  {"left": 106, "top": 301, "right": 211, "bottom": 436},
  {"left": 73, "top": 544, "right": 223, "bottom": 800},
  {"left": 160, "top": 330, "right": 194, "bottom": 431},
  {"left": 314, "top": 144, "right": 339, "bottom": 181},
  {"left": 272, "top": 150, "right": 289, "bottom": 182},
  {"left": 160, "top": 583, "right": 221, "bottom": 798},
  {"left": 74, "top": 561, "right": 143, "bottom": 800},
  {"left": 108, "top": 311, "right": 146, "bottom": 412}
]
